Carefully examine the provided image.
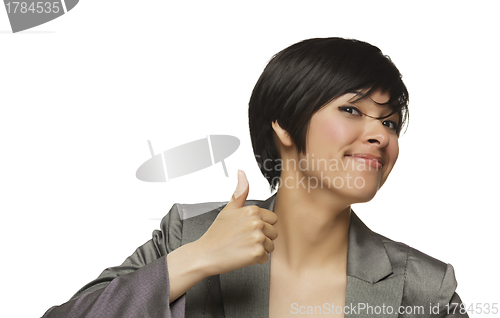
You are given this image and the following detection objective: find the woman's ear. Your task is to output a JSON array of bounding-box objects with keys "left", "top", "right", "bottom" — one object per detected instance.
[{"left": 272, "top": 120, "right": 293, "bottom": 147}]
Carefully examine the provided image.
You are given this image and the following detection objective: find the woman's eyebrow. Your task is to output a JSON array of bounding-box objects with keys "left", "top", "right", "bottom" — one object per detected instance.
[
  {"left": 376, "top": 109, "right": 399, "bottom": 120},
  {"left": 348, "top": 99, "right": 399, "bottom": 120},
  {"left": 360, "top": 109, "right": 399, "bottom": 120}
]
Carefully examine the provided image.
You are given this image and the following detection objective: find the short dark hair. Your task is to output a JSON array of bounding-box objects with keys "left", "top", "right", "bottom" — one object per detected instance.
[{"left": 248, "top": 37, "right": 409, "bottom": 191}]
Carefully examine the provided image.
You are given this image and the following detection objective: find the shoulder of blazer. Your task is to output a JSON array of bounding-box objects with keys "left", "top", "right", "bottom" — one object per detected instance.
[{"left": 373, "top": 230, "right": 458, "bottom": 302}]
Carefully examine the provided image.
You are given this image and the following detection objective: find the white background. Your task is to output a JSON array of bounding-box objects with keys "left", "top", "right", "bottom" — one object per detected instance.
[{"left": 1, "top": 1, "right": 499, "bottom": 316}]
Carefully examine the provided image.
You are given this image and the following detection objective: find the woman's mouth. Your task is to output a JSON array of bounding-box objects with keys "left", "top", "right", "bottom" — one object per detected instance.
[{"left": 345, "top": 153, "right": 383, "bottom": 169}]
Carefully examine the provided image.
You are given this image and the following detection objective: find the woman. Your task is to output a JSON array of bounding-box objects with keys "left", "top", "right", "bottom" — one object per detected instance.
[{"left": 43, "top": 38, "right": 467, "bottom": 317}]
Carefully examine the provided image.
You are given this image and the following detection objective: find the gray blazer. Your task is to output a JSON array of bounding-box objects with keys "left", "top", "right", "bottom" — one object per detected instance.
[{"left": 42, "top": 194, "right": 468, "bottom": 318}]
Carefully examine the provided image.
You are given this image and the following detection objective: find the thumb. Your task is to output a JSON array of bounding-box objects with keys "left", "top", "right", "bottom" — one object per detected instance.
[{"left": 227, "top": 170, "right": 249, "bottom": 208}]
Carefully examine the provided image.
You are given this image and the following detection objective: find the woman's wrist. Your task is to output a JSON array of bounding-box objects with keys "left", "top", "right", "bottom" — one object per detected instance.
[{"left": 182, "top": 240, "right": 217, "bottom": 277}]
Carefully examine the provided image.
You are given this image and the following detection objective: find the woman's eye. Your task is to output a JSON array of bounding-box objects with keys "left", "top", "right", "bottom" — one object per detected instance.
[
  {"left": 339, "top": 106, "right": 361, "bottom": 116},
  {"left": 382, "top": 120, "right": 398, "bottom": 130}
]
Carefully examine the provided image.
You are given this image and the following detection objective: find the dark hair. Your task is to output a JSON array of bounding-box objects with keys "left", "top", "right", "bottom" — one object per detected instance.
[{"left": 248, "top": 37, "right": 409, "bottom": 191}]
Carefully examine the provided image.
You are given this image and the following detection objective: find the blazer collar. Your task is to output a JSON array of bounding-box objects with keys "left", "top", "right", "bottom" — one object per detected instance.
[
  {"left": 346, "top": 212, "right": 393, "bottom": 283},
  {"left": 219, "top": 193, "right": 395, "bottom": 317}
]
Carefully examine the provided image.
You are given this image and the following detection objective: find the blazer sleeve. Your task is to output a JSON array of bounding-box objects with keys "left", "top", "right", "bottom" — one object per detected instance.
[
  {"left": 401, "top": 245, "right": 469, "bottom": 318},
  {"left": 438, "top": 264, "right": 469, "bottom": 318},
  {"left": 41, "top": 204, "right": 186, "bottom": 318}
]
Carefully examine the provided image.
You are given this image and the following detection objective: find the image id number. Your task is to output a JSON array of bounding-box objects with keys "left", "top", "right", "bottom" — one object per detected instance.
[
  {"left": 5, "top": 2, "right": 61, "bottom": 14},
  {"left": 446, "top": 303, "right": 498, "bottom": 315}
]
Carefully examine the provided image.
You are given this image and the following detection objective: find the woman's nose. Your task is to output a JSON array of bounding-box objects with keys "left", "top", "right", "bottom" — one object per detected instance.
[{"left": 364, "top": 120, "right": 390, "bottom": 148}]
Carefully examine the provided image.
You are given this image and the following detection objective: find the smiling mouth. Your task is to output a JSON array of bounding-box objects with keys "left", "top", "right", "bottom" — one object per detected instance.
[{"left": 345, "top": 154, "right": 383, "bottom": 168}]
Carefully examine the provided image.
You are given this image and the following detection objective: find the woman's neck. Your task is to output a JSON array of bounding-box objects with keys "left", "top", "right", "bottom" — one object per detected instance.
[{"left": 272, "top": 183, "right": 350, "bottom": 275}]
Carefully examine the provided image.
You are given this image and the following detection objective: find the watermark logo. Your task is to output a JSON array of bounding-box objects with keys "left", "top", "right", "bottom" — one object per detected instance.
[
  {"left": 3, "top": 0, "right": 79, "bottom": 33},
  {"left": 136, "top": 136, "right": 240, "bottom": 182},
  {"left": 257, "top": 154, "right": 382, "bottom": 192}
]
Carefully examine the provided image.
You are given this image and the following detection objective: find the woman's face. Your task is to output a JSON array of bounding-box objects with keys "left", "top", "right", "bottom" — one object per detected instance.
[{"left": 297, "top": 90, "right": 400, "bottom": 203}]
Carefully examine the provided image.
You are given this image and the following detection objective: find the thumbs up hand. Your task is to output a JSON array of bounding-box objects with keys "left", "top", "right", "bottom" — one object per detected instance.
[
  {"left": 194, "top": 170, "right": 278, "bottom": 276},
  {"left": 166, "top": 170, "right": 278, "bottom": 303}
]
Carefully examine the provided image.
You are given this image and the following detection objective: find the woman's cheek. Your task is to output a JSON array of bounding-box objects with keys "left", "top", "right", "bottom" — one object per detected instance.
[
  {"left": 322, "top": 117, "right": 354, "bottom": 145},
  {"left": 382, "top": 138, "right": 399, "bottom": 183},
  {"left": 388, "top": 138, "right": 399, "bottom": 165}
]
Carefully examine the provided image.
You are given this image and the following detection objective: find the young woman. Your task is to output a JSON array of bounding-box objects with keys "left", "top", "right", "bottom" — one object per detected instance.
[{"left": 43, "top": 38, "right": 467, "bottom": 317}]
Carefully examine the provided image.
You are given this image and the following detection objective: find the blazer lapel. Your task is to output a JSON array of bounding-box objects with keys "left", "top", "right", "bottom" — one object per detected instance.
[{"left": 344, "top": 212, "right": 405, "bottom": 318}]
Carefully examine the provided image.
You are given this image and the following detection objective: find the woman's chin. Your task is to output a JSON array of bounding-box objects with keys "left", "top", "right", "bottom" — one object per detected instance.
[
  {"left": 325, "top": 181, "right": 380, "bottom": 205},
  {"left": 351, "top": 190, "right": 379, "bottom": 204}
]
